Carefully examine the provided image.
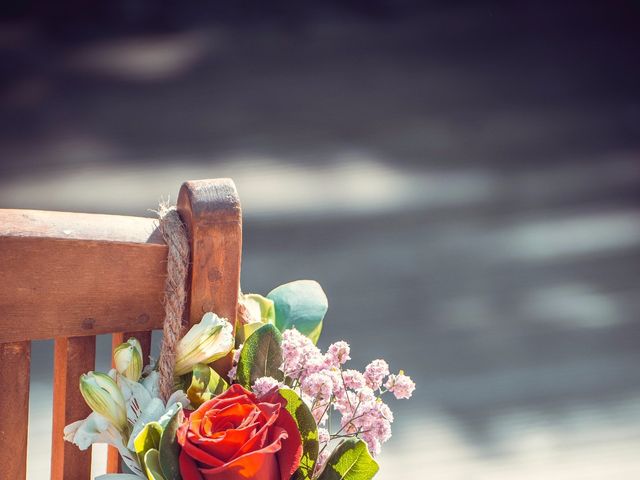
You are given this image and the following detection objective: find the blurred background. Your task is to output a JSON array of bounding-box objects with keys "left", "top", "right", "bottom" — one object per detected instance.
[{"left": 2, "top": 1, "right": 640, "bottom": 478}]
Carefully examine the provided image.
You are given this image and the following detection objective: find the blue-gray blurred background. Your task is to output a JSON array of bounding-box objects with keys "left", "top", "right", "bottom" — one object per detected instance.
[{"left": 1, "top": 1, "right": 640, "bottom": 478}]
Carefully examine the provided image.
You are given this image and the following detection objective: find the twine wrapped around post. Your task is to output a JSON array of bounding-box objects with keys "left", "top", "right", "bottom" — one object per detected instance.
[{"left": 157, "top": 203, "right": 190, "bottom": 402}]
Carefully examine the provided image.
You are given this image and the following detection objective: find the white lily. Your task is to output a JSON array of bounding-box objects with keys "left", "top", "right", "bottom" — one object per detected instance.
[
  {"left": 124, "top": 391, "right": 188, "bottom": 450},
  {"left": 68, "top": 368, "right": 190, "bottom": 475},
  {"left": 64, "top": 412, "right": 144, "bottom": 477},
  {"left": 174, "top": 312, "right": 234, "bottom": 376},
  {"left": 114, "top": 338, "right": 143, "bottom": 382},
  {"left": 79, "top": 372, "right": 128, "bottom": 434}
]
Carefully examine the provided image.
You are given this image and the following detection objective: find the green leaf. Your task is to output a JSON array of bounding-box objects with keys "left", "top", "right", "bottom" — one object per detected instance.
[
  {"left": 244, "top": 293, "right": 276, "bottom": 323},
  {"left": 144, "top": 448, "right": 167, "bottom": 480},
  {"left": 133, "top": 422, "right": 163, "bottom": 472},
  {"left": 279, "top": 388, "right": 319, "bottom": 480},
  {"left": 268, "top": 280, "right": 328, "bottom": 344},
  {"left": 159, "top": 404, "right": 183, "bottom": 480},
  {"left": 236, "top": 323, "right": 284, "bottom": 388},
  {"left": 317, "top": 439, "right": 379, "bottom": 480},
  {"left": 186, "top": 363, "right": 229, "bottom": 407}
]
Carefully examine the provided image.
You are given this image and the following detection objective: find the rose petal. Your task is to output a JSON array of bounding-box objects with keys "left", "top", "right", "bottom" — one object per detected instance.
[
  {"left": 178, "top": 385, "right": 303, "bottom": 480},
  {"left": 179, "top": 449, "right": 205, "bottom": 480},
  {"left": 261, "top": 390, "right": 304, "bottom": 478},
  {"left": 199, "top": 443, "right": 280, "bottom": 480}
]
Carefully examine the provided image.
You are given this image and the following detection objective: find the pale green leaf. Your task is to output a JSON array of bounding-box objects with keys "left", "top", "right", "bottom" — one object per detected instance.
[
  {"left": 144, "top": 449, "right": 167, "bottom": 480},
  {"left": 186, "top": 363, "right": 229, "bottom": 407},
  {"left": 133, "top": 422, "right": 163, "bottom": 472},
  {"left": 318, "top": 439, "right": 379, "bottom": 480},
  {"left": 268, "top": 280, "right": 328, "bottom": 344}
]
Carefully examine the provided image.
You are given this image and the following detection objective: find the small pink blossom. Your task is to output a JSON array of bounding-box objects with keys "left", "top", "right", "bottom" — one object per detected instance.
[
  {"left": 318, "top": 427, "right": 330, "bottom": 444},
  {"left": 277, "top": 328, "right": 414, "bottom": 461},
  {"left": 232, "top": 345, "right": 243, "bottom": 364},
  {"left": 303, "top": 354, "right": 327, "bottom": 376},
  {"left": 342, "top": 369, "right": 366, "bottom": 390},
  {"left": 315, "top": 448, "right": 331, "bottom": 476},
  {"left": 301, "top": 371, "right": 334, "bottom": 401},
  {"left": 281, "top": 328, "right": 323, "bottom": 379},
  {"left": 227, "top": 345, "right": 243, "bottom": 381},
  {"left": 334, "top": 390, "right": 359, "bottom": 418},
  {"left": 385, "top": 372, "right": 415, "bottom": 399},
  {"left": 325, "top": 341, "right": 351, "bottom": 367},
  {"left": 312, "top": 402, "right": 330, "bottom": 425},
  {"left": 362, "top": 435, "right": 382, "bottom": 456},
  {"left": 252, "top": 376, "right": 280, "bottom": 397},
  {"left": 364, "top": 359, "right": 389, "bottom": 389}
]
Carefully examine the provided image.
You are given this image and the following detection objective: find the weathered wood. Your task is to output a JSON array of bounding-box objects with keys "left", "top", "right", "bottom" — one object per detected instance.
[
  {"left": 0, "top": 341, "right": 31, "bottom": 479},
  {"left": 107, "top": 330, "right": 153, "bottom": 473},
  {"left": 0, "top": 210, "right": 167, "bottom": 342},
  {"left": 0, "top": 178, "right": 244, "bottom": 478},
  {"left": 177, "top": 178, "right": 242, "bottom": 373},
  {"left": 51, "top": 336, "right": 96, "bottom": 480}
]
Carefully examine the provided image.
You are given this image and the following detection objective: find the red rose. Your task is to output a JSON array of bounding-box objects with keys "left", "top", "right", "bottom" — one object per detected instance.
[{"left": 177, "top": 384, "right": 303, "bottom": 480}]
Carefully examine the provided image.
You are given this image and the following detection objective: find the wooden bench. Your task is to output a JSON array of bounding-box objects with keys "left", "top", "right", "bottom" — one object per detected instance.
[{"left": 0, "top": 178, "right": 242, "bottom": 479}]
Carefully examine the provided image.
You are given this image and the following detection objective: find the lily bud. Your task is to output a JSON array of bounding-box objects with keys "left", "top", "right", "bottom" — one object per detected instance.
[
  {"left": 79, "top": 371, "right": 128, "bottom": 433},
  {"left": 174, "top": 312, "right": 234, "bottom": 376},
  {"left": 237, "top": 293, "right": 276, "bottom": 342},
  {"left": 114, "top": 338, "right": 143, "bottom": 381}
]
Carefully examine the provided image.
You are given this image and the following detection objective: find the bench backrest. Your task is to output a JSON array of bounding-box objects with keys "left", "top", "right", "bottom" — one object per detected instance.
[{"left": 0, "top": 178, "right": 242, "bottom": 479}]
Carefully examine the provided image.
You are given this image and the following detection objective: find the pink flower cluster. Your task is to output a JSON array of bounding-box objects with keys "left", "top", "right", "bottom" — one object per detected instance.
[{"left": 276, "top": 328, "right": 415, "bottom": 461}]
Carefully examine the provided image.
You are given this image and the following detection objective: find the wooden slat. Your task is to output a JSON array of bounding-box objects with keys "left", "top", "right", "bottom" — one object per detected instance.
[
  {"left": 106, "top": 330, "right": 153, "bottom": 474},
  {"left": 0, "top": 210, "right": 168, "bottom": 342},
  {"left": 51, "top": 336, "right": 96, "bottom": 480},
  {"left": 0, "top": 341, "right": 31, "bottom": 479},
  {"left": 177, "top": 178, "right": 242, "bottom": 374}
]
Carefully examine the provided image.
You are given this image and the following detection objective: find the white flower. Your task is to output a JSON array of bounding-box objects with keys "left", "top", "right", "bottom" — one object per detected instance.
[
  {"left": 64, "top": 412, "right": 144, "bottom": 477},
  {"left": 79, "top": 372, "right": 128, "bottom": 434},
  {"left": 174, "top": 312, "right": 234, "bottom": 376},
  {"left": 113, "top": 338, "right": 143, "bottom": 382}
]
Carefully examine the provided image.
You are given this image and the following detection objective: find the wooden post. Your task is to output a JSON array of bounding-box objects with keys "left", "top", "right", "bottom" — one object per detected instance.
[
  {"left": 177, "top": 178, "right": 242, "bottom": 373},
  {"left": 0, "top": 177, "right": 244, "bottom": 478},
  {"left": 0, "top": 341, "right": 31, "bottom": 479},
  {"left": 51, "top": 336, "right": 96, "bottom": 480}
]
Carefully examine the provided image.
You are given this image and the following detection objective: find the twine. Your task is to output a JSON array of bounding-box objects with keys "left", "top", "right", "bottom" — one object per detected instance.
[{"left": 157, "top": 203, "right": 190, "bottom": 402}]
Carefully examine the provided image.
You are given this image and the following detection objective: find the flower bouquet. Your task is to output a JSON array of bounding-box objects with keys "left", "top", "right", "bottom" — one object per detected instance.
[{"left": 65, "top": 280, "right": 414, "bottom": 480}]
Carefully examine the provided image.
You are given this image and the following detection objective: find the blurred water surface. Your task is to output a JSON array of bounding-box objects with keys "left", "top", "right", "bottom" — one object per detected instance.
[{"left": 1, "top": 2, "right": 640, "bottom": 478}]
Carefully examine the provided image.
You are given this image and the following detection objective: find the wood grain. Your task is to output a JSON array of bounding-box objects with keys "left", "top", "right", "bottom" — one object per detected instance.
[
  {"left": 0, "top": 210, "right": 167, "bottom": 342},
  {"left": 51, "top": 336, "right": 96, "bottom": 480},
  {"left": 0, "top": 178, "right": 244, "bottom": 477},
  {"left": 0, "top": 341, "right": 31, "bottom": 480},
  {"left": 177, "top": 178, "right": 242, "bottom": 373}
]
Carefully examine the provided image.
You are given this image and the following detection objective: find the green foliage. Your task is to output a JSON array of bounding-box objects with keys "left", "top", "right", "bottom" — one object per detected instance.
[
  {"left": 186, "top": 363, "right": 229, "bottom": 407},
  {"left": 133, "top": 422, "right": 163, "bottom": 473},
  {"left": 237, "top": 293, "right": 277, "bottom": 343},
  {"left": 159, "top": 405, "right": 183, "bottom": 480},
  {"left": 268, "top": 280, "right": 328, "bottom": 344},
  {"left": 279, "top": 388, "right": 319, "bottom": 480},
  {"left": 236, "top": 323, "right": 284, "bottom": 388},
  {"left": 317, "top": 439, "right": 379, "bottom": 480},
  {"left": 144, "top": 449, "right": 166, "bottom": 480}
]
